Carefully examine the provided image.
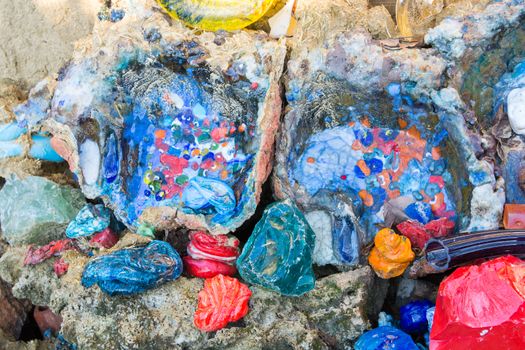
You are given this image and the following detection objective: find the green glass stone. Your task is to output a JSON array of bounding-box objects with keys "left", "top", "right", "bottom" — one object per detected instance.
[
  {"left": 175, "top": 174, "right": 189, "bottom": 185},
  {"left": 137, "top": 222, "right": 155, "bottom": 238},
  {"left": 198, "top": 133, "right": 211, "bottom": 143},
  {"left": 237, "top": 199, "right": 316, "bottom": 296},
  {"left": 0, "top": 176, "right": 86, "bottom": 245}
]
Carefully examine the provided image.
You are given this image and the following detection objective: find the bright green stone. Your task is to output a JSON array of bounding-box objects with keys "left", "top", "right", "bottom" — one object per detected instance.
[
  {"left": 237, "top": 199, "right": 316, "bottom": 296},
  {"left": 0, "top": 176, "right": 86, "bottom": 245},
  {"left": 137, "top": 222, "right": 155, "bottom": 238},
  {"left": 198, "top": 133, "right": 211, "bottom": 143},
  {"left": 175, "top": 174, "right": 189, "bottom": 185}
]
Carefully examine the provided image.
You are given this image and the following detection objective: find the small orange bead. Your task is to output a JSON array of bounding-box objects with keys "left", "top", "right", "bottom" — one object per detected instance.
[
  {"left": 359, "top": 190, "right": 374, "bottom": 207},
  {"left": 356, "top": 159, "right": 371, "bottom": 177},
  {"left": 154, "top": 129, "right": 166, "bottom": 139}
]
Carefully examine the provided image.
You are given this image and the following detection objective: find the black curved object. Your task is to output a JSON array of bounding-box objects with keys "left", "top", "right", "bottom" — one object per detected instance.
[{"left": 410, "top": 230, "right": 525, "bottom": 277}]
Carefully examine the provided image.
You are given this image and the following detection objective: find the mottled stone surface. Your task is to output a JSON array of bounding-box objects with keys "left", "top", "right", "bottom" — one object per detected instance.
[
  {"left": 0, "top": 240, "right": 387, "bottom": 350},
  {"left": 0, "top": 176, "right": 85, "bottom": 245},
  {"left": 0, "top": 329, "right": 51, "bottom": 350}
]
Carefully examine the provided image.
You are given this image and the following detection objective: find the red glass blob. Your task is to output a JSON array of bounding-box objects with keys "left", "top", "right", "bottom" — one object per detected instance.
[
  {"left": 188, "top": 231, "right": 240, "bottom": 262},
  {"left": 89, "top": 228, "right": 119, "bottom": 249},
  {"left": 430, "top": 255, "right": 525, "bottom": 350},
  {"left": 397, "top": 217, "right": 454, "bottom": 249},
  {"left": 184, "top": 256, "right": 237, "bottom": 278},
  {"left": 194, "top": 274, "right": 251, "bottom": 332},
  {"left": 24, "top": 239, "right": 76, "bottom": 265},
  {"left": 53, "top": 258, "right": 69, "bottom": 277}
]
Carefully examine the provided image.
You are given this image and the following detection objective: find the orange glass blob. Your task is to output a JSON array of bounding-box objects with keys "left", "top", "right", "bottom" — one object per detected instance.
[{"left": 368, "top": 228, "right": 415, "bottom": 279}]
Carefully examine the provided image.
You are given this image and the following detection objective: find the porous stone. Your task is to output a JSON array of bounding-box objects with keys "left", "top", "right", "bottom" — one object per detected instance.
[
  {"left": 0, "top": 176, "right": 85, "bottom": 245},
  {"left": 0, "top": 240, "right": 386, "bottom": 350},
  {"left": 273, "top": 0, "right": 510, "bottom": 268},
  {"left": 0, "top": 329, "right": 51, "bottom": 350}
]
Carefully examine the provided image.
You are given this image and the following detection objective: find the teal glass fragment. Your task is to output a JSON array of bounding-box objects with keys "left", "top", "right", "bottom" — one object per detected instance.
[
  {"left": 29, "top": 134, "right": 64, "bottom": 162},
  {"left": 66, "top": 204, "right": 111, "bottom": 238},
  {"left": 237, "top": 199, "right": 316, "bottom": 296}
]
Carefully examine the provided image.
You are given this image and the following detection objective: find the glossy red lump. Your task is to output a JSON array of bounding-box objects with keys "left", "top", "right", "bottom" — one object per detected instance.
[
  {"left": 24, "top": 239, "right": 76, "bottom": 265},
  {"left": 397, "top": 217, "right": 454, "bottom": 249},
  {"left": 430, "top": 255, "right": 525, "bottom": 350},
  {"left": 184, "top": 256, "right": 237, "bottom": 278},
  {"left": 503, "top": 204, "right": 525, "bottom": 229},
  {"left": 187, "top": 231, "right": 240, "bottom": 262},
  {"left": 185, "top": 231, "right": 240, "bottom": 278},
  {"left": 89, "top": 228, "right": 119, "bottom": 249},
  {"left": 194, "top": 274, "right": 251, "bottom": 332}
]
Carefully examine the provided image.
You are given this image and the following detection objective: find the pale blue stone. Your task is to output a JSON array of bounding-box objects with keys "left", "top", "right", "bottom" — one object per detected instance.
[
  {"left": 29, "top": 134, "right": 64, "bottom": 162},
  {"left": 0, "top": 122, "right": 26, "bottom": 141},
  {"left": 66, "top": 204, "right": 111, "bottom": 238},
  {"left": 0, "top": 141, "right": 23, "bottom": 158}
]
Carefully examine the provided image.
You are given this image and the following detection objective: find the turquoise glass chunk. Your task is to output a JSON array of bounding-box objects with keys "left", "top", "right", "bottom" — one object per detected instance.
[
  {"left": 66, "top": 204, "right": 111, "bottom": 238},
  {"left": 237, "top": 199, "right": 316, "bottom": 296},
  {"left": 29, "top": 134, "right": 64, "bottom": 162}
]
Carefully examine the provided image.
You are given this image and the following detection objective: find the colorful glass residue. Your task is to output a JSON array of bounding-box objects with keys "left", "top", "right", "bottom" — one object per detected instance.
[
  {"left": 101, "top": 50, "right": 263, "bottom": 228},
  {"left": 292, "top": 119, "right": 457, "bottom": 234}
]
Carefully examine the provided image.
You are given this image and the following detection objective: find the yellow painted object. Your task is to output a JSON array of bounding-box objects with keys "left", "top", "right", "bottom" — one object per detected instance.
[
  {"left": 157, "top": 0, "right": 279, "bottom": 31},
  {"left": 368, "top": 228, "right": 415, "bottom": 279}
]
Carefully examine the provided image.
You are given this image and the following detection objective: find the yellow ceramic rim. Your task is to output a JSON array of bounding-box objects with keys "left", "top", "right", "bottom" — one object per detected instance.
[{"left": 157, "top": 0, "right": 280, "bottom": 31}]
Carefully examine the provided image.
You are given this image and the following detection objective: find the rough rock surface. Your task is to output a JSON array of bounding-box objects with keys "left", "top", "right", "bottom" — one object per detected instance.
[
  {"left": 0, "top": 0, "right": 96, "bottom": 91},
  {"left": 0, "top": 329, "right": 51, "bottom": 350},
  {"left": 0, "top": 240, "right": 387, "bottom": 350},
  {"left": 0, "top": 279, "right": 32, "bottom": 339}
]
